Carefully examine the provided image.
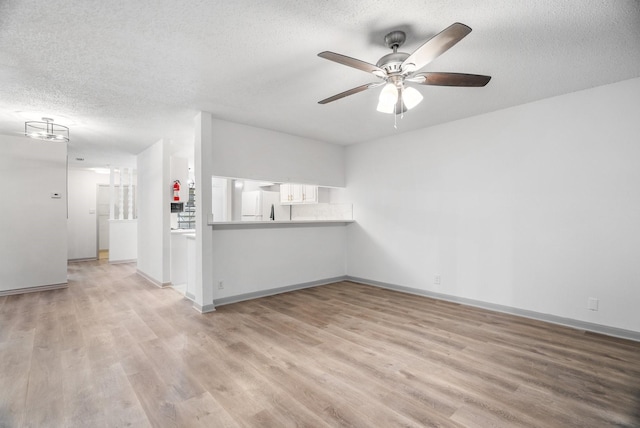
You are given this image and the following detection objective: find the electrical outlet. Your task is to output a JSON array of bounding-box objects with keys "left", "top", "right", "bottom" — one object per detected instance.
[
  {"left": 218, "top": 280, "right": 224, "bottom": 290},
  {"left": 434, "top": 275, "right": 441, "bottom": 285},
  {"left": 588, "top": 297, "right": 599, "bottom": 311}
]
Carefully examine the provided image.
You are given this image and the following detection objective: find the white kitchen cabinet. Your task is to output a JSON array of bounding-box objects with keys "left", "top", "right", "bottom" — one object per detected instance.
[
  {"left": 302, "top": 185, "right": 317, "bottom": 203},
  {"left": 280, "top": 183, "right": 293, "bottom": 204},
  {"left": 280, "top": 183, "right": 318, "bottom": 205}
]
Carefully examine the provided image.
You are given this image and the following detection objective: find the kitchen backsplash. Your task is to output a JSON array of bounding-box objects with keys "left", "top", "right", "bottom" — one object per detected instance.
[{"left": 291, "top": 203, "right": 353, "bottom": 221}]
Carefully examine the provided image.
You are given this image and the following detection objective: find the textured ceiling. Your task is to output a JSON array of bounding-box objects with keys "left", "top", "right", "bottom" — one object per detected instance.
[{"left": 1, "top": 0, "right": 639, "bottom": 168}]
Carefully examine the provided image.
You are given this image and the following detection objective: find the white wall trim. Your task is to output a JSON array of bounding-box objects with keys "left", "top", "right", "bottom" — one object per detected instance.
[
  {"left": 109, "top": 258, "right": 137, "bottom": 265},
  {"left": 0, "top": 283, "right": 68, "bottom": 297},
  {"left": 213, "top": 276, "right": 348, "bottom": 307},
  {"left": 68, "top": 257, "right": 98, "bottom": 263},
  {"left": 192, "top": 302, "right": 216, "bottom": 313},
  {"left": 346, "top": 276, "right": 640, "bottom": 343},
  {"left": 136, "top": 269, "right": 171, "bottom": 288}
]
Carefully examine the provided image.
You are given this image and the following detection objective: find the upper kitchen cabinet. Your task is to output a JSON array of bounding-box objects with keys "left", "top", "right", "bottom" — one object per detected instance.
[{"left": 280, "top": 183, "right": 318, "bottom": 205}]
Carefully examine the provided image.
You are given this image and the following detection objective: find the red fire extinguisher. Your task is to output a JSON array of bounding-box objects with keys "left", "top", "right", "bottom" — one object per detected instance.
[{"left": 173, "top": 180, "right": 181, "bottom": 201}]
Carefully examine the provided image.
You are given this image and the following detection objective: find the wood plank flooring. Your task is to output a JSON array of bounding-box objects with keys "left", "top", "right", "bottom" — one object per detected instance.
[{"left": 1, "top": 260, "right": 639, "bottom": 427}]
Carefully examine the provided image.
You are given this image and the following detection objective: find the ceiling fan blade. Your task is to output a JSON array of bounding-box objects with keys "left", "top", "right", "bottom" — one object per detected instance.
[
  {"left": 401, "top": 22, "right": 472, "bottom": 73},
  {"left": 409, "top": 72, "right": 491, "bottom": 87},
  {"left": 318, "top": 51, "right": 386, "bottom": 77},
  {"left": 318, "top": 82, "right": 380, "bottom": 104}
]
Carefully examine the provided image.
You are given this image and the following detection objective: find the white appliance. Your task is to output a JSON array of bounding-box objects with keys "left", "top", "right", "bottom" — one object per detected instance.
[{"left": 241, "top": 190, "right": 289, "bottom": 221}]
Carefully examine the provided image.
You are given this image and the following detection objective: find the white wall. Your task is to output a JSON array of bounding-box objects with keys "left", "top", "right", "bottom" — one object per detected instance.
[
  {"left": 192, "top": 116, "right": 347, "bottom": 309},
  {"left": 211, "top": 225, "right": 347, "bottom": 303},
  {"left": 345, "top": 77, "right": 640, "bottom": 333},
  {"left": 137, "top": 139, "right": 171, "bottom": 285},
  {"left": 195, "top": 112, "right": 215, "bottom": 308},
  {"left": 67, "top": 168, "right": 110, "bottom": 260},
  {"left": 0, "top": 135, "right": 67, "bottom": 292},
  {"left": 170, "top": 230, "right": 191, "bottom": 285},
  {"left": 210, "top": 119, "right": 345, "bottom": 187},
  {"left": 109, "top": 220, "right": 137, "bottom": 262}
]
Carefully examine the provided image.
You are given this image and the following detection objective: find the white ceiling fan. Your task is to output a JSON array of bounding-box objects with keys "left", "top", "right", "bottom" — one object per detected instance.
[{"left": 318, "top": 23, "right": 491, "bottom": 114}]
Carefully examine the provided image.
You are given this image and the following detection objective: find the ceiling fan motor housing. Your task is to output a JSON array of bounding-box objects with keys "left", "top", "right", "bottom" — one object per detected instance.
[
  {"left": 384, "top": 30, "right": 406, "bottom": 50},
  {"left": 378, "top": 30, "right": 410, "bottom": 75},
  {"left": 376, "top": 51, "right": 410, "bottom": 74}
]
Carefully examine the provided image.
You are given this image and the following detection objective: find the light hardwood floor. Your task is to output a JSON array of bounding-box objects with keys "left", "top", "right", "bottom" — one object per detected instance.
[{"left": 1, "top": 260, "right": 639, "bottom": 427}]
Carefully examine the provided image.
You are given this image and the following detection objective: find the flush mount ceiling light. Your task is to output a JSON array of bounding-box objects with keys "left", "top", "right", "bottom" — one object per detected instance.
[
  {"left": 25, "top": 117, "right": 69, "bottom": 142},
  {"left": 318, "top": 23, "right": 491, "bottom": 121}
]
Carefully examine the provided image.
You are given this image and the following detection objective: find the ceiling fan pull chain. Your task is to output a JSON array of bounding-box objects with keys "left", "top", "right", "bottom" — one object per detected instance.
[{"left": 394, "top": 108, "right": 398, "bottom": 129}]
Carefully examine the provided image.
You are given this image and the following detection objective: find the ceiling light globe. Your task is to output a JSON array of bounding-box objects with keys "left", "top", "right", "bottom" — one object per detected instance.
[
  {"left": 376, "top": 100, "right": 396, "bottom": 114},
  {"left": 377, "top": 83, "right": 399, "bottom": 114},
  {"left": 379, "top": 83, "right": 398, "bottom": 105},
  {"left": 402, "top": 86, "right": 423, "bottom": 110}
]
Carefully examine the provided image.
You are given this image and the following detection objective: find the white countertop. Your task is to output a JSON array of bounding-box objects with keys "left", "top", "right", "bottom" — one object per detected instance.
[
  {"left": 171, "top": 228, "right": 196, "bottom": 234},
  {"left": 208, "top": 220, "right": 354, "bottom": 229}
]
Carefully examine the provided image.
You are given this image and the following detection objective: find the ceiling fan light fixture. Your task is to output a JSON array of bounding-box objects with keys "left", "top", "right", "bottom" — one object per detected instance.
[
  {"left": 379, "top": 83, "right": 398, "bottom": 104},
  {"left": 402, "top": 86, "right": 423, "bottom": 110},
  {"left": 317, "top": 22, "right": 491, "bottom": 119},
  {"left": 377, "top": 83, "right": 399, "bottom": 113},
  {"left": 376, "top": 99, "right": 396, "bottom": 114}
]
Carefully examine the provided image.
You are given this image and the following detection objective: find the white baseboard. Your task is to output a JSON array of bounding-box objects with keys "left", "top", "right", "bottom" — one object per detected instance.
[
  {"left": 109, "top": 258, "right": 137, "bottom": 264},
  {"left": 0, "top": 282, "right": 68, "bottom": 297},
  {"left": 346, "top": 276, "right": 640, "bottom": 342},
  {"left": 212, "top": 276, "right": 347, "bottom": 307},
  {"left": 193, "top": 302, "right": 216, "bottom": 314},
  {"left": 136, "top": 269, "right": 171, "bottom": 288},
  {"left": 178, "top": 272, "right": 640, "bottom": 342}
]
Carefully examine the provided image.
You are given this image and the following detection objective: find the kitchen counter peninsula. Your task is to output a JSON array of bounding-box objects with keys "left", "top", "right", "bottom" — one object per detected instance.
[{"left": 205, "top": 218, "right": 350, "bottom": 307}]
